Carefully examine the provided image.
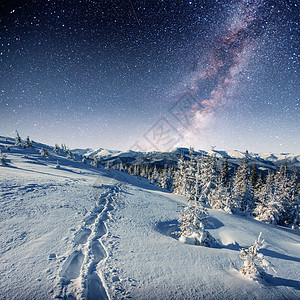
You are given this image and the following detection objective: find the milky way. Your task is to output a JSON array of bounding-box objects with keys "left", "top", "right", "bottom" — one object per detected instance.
[{"left": 0, "top": 1, "right": 299, "bottom": 152}]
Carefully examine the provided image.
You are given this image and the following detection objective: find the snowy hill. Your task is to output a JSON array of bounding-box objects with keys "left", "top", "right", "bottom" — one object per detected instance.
[{"left": 0, "top": 136, "right": 299, "bottom": 299}]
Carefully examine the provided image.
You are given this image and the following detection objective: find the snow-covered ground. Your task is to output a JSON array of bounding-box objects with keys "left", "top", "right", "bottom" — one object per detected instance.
[{"left": 0, "top": 136, "right": 299, "bottom": 299}]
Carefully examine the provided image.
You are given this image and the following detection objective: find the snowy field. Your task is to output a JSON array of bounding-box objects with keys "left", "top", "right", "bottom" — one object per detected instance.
[{"left": 0, "top": 136, "right": 299, "bottom": 299}]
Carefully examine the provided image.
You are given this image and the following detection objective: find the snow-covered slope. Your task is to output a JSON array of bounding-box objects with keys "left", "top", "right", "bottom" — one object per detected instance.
[{"left": 0, "top": 136, "right": 299, "bottom": 299}]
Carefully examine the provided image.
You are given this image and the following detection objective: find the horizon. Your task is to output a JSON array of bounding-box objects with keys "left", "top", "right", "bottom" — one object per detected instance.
[{"left": 2, "top": 134, "right": 300, "bottom": 155}]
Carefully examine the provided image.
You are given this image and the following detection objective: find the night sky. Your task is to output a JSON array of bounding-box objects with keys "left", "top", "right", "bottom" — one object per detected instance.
[{"left": 0, "top": 0, "right": 299, "bottom": 152}]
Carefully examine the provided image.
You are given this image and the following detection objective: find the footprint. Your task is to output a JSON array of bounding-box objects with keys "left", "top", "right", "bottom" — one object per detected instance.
[
  {"left": 74, "top": 228, "right": 91, "bottom": 245},
  {"left": 84, "top": 214, "right": 97, "bottom": 226},
  {"left": 95, "top": 221, "right": 106, "bottom": 238},
  {"left": 87, "top": 273, "right": 108, "bottom": 300},
  {"left": 91, "top": 240, "right": 106, "bottom": 263},
  {"left": 60, "top": 251, "right": 84, "bottom": 282}
]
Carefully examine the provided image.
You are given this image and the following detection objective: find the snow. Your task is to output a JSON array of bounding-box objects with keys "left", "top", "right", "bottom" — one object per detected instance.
[{"left": 0, "top": 136, "right": 299, "bottom": 299}]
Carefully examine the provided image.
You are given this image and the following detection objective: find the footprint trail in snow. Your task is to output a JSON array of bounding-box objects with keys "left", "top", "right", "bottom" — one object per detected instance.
[{"left": 54, "top": 183, "right": 124, "bottom": 299}]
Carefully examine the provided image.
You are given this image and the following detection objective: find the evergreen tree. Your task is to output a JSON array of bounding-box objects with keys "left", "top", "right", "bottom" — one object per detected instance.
[
  {"left": 250, "top": 163, "right": 258, "bottom": 187},
  {"left": 177, "top": 196, "right": 216, "bottom": 246},
  {"left": 40, "top": 148, "right": 49, "bottom": 157},
  {"left": 15, "top": 130, "right": 22, "bottom": 146},
  {"left": 220, "top": 156, "right": 230, "bottom": 185},
  {"left": 240, "top": 232, "right": 275, "bottom": 279},
  {"left": 0, "top": 150, "right": 7, "bottom": 165},
  {"left": 150, "top": 166, "right": 159, "bottom": 184},
  {"left": 210, "top": 177, "right": 233, "bottom": 213},
  {"left": 158, "top": 166, "right": 172, "bottom": 190},
  {"left": 24, "top": 136, "right": 33, "bottom": 148},
  {"left": 66, "top": 149, "right": 73, "bottom": 159},
  {"left": 173, "top": 154, "right": 188, "bottom": 195},
  {"left": 232, "top": 156, "right": 254, "bottom": 214},
  {"left": 285, "top": 170, "right": 300, "bottom": 229},
  {"left": 198, "top": 155, "right": 218, "bottom": 203},
  {"left": 53, "top": 144, "right": 60, "bottom": 153}
]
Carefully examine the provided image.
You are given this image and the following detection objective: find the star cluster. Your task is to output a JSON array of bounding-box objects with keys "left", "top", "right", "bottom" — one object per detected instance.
[{"left": 0, "top": 0, "right": 299, "bottom": 152}]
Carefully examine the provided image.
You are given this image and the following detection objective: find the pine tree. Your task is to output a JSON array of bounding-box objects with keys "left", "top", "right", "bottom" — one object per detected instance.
[
  {"left": 158, "top": 166, "right": 170, "bottom": 189},
  {"left": 15, "top": 130, "right": 22, "bottom": 146},
  {"left": 53, "top": 144, "right": 60, "bottom": 153},
  {"left": 185, "top": 148, "right": 197, "bottom": 197},
  {"left": 250, "top": 163, "right": 258, "bottom": 187},
  {"left": 150, "top": 166, "right": 160, "bottom": 184},
  {"left": 177, "top": 196, "right": 216, "bottom": 246},
  {"left": 66, "top": 149, "right": 73, "bottom": 159},
  {"left": 220, "top": 156, "right": 230, "bottom": 185},
  {"left": 0, "top": 150, "right": 7, "bottom": 165},
  {"left": 210, "top": 177, "right": 233, "bottom": 213},
  {"left": 232, "top": 156, "right": 254, "bottom": 214},
  {"left": 285, "top": 170, "right": 300, "bottom": 229},
  {"left": 173, "top": 154, "right": 188, "bottom": 195},
  {"left": 24, "top": 136, "right": 33, "bottom": 148},
  {"left": 198, "top": 155, "right": 218, "bottom": 204},
  {"left": 240, "top": 232, "right": 275, "bottom": 279},
  {"left": 40, "top": 148, "right": 49, "bottom": 157}
]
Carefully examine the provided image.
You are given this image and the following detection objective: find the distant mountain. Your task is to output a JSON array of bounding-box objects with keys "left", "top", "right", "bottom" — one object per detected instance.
[
  {"left": 78, "top": 146, "right": 300, "bottom": 176},
  {"left": 72, "top": 148, "right": 93, "bottom": 156}
]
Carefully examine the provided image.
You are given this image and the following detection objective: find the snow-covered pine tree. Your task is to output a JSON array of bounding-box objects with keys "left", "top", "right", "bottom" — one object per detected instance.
[
  {"left": 66, "top": 149, "right": 73, "bottom": 159},
  {"left": 53, "top": 144, "right": 60, "bottom": 153},
  {"left": 15, "top": 130, "right": 22, "bottom": 146},
  {"left": 24, "top": 136, "right": 33, "bottom": 148},
  {"left": 173, "top": 154, "right": 188, "bottom": 195},
  {"left": 150, "top": 166, "right": 160, "bottom": 184},
  {"left": 177, "top": 196, "right": 216, "bottom": 246},
  {"left": 198, "top": 155, "right": 218, "bottom": 204},
  {"left": 250, "top": 163, "right": 258, "bottom": 188},
  {"left": 285, "top": 170, "right": 300, "bottom": 229},
  {"left": 210, "top": 177, "right": 233, "bottom": 213},
  {"left": 61, "top": 144, "right": 67, "bottom": 152},
  {"left": 240, "top": 232, "right": 275, "bottom": 279},
  {"left": 231, "top": 156, "right": 254, "bottom": 214},
  {"left": 185, "top": 147, "right": 197, "bottom": 198},
  {"left": 254, "top": 172, "right": 278, "bottom": 224},
  {"left": 40, "top": 148, "right": 49, "bottom": 157},
  {"left": 158, "top": 166, "right": 170, "bottom": 189},
  {"left": 118, "top": 161, "right": 124, "bottom": 172},
  {"left": 0, "top": 150, "right": 7, "bottom": 165},
  {"left": 220, "top": 155, "right": 230, "bottom": 185}
]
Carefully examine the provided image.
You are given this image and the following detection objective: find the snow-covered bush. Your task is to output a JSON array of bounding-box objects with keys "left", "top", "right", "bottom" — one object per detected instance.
[
  {"left": 66, "top": 149, "right": 73, "bottom": 159},
  {"left": 240, "top": 232, "right": 275, "bottom": 279},
  {"left": 24, "top": 136, "right": 33, "bottom": 148},
  {"left": 0, "top": 150, "right": 7, "bottom": 165},
  {"left": 53, "top": 144, "right": 60, "bottom": 153},
  {"left": 40, "top": 148, "right": 49, "bottom": 157},
  {"left": 15, "top": 130, "right": 22, "bottom": 146},
  {"left": 177, "top": 199, "right": 216, "bottom": 246}
]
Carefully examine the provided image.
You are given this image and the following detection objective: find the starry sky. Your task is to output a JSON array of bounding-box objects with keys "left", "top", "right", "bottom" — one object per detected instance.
[{"left": 0, "top": 0, "right": 299, "bottom": 152}]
